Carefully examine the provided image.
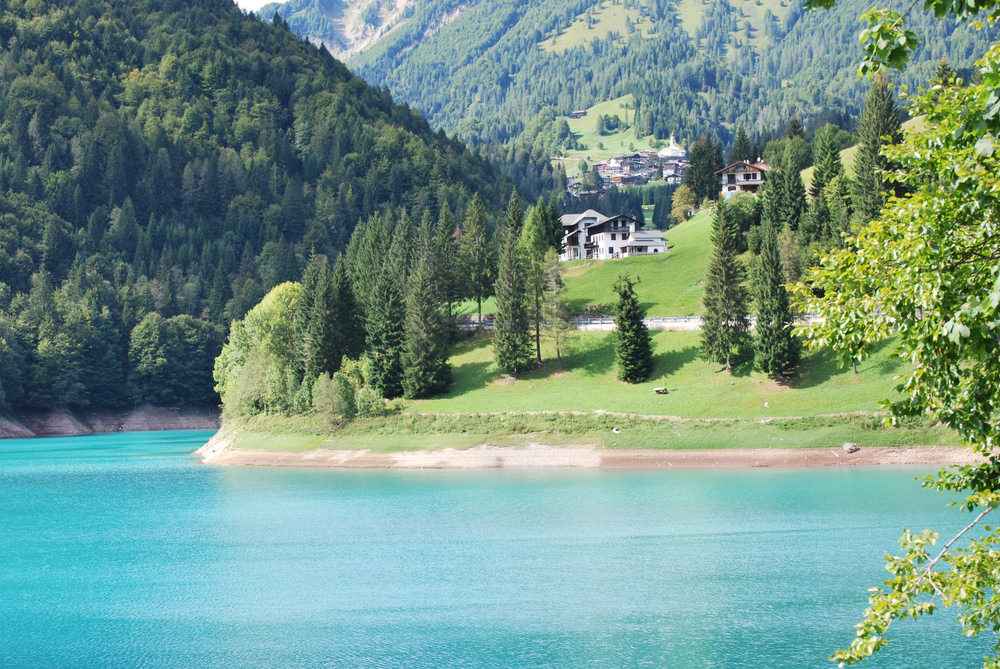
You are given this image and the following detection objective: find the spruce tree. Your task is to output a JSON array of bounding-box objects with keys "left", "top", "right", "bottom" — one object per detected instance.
[
  {"left": 330, "top": 256, "right": 364, "bottom": 362},
  {"left": 402, "top": 249, "right": 451, "bottom": 399},
  {"left": 701, "top": 203, "right": 750, "bottom": 371},
  {"left": 852, "top": 73, "right": 902, "bottom": 224},
  {"left": 730, "top": 125, "right": 753, "bottom": 163},
  {"left": 519, "top": 204, "right": 548, "bottom": 364},
  {"left": 294, "top": 252, "right": 327, "bottom": 380},
  {"left": 433, "top": 203, "right": 460, "bottom": 322},
  {"left": 492, "top": 224, "right": 532, "bottom": 377},
  {"left": 683, "top": 135, "right": 724, "bottom": 202},
  {"left": 753, "top": 218, "right": 799, "bottom": 379},
  {"left": 458, "top": 193, "right": 494, "bottom": 327},
  {"left": 613, "top": 274, "right": 653, "bottom": 383},
  {"left": 366, "top": 264, "right": 406, "bottom": 399},
  {"left": 779, "top": 145, "right": 806, "bottom": 231},
  {"left": 541, "top": 249, "right": 572, "bottom": 372}
]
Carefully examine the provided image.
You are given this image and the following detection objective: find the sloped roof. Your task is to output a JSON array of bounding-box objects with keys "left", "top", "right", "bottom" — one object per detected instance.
[
  {"left": 559, "top": 209, "right": 608, "bottom": 228},
  {"left": 713, "top": 160, "right": 772, "bottom": 175}
]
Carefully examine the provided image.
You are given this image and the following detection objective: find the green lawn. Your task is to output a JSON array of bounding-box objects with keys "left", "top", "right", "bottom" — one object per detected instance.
[
  {"left": 230, "top": 327, "right": 950, "bottom": 453},
  {"left": 409, "top": 329, "right": 907, "bottom": 420},
  {"left": 560, "top": 209, "right": 713, "bottom": 316},
  {"left": 454, "top": 208, "right": 713, "bottom": 318},
  {"left": 550, "top": 95, "right": 663, "bottom": 175}
]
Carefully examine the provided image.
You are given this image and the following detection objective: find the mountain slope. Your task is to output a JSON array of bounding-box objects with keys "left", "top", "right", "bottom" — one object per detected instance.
[
  {"left": 0, "top": 0, "right": 506, "bottom": 411},
  {"left": 267, "top": 0, "right": 996, "bottom": 149}
]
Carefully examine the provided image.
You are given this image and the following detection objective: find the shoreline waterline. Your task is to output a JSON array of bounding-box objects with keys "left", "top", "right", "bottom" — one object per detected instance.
[{"left": 196, "top": 430, "right": 981, "bottom": 470}]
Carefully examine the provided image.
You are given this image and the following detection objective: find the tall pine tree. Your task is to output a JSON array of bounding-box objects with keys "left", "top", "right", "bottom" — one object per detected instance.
[
  {"left": 753, "top": 218, "right": 799, "bottom": 379},
  {"left": 852, "top": 74, "right": 902, "bottom": 224},
  {"left": 458, "top": 194, "right": 494, "bottom": 327},
  {"left": 366, "top": 265, "right": 406, "bottom": 399},
  {"left": 613, "top": 274, "right": 654, "bottom": 383},
  {"left": 492, "top": 223, "right": 532, "bottom": 377},
  {"left": 402, "top": 231, "right": 451, "bottom": 399},
  {"left": 519, "top": 203, "right": 549, "bottom": 364},
  {"left": 701, "top": 203, "right": 750, "bottom": 371}
]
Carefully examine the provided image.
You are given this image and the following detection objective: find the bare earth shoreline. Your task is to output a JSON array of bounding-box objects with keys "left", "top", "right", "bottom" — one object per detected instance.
[{"left": 196, "top": 431, "right": 981, "bottom": 470}]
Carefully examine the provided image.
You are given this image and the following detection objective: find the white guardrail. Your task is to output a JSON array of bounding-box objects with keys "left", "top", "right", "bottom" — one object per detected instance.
[{"left": 456, "top": 315, "right": 823, "bottom": 332}]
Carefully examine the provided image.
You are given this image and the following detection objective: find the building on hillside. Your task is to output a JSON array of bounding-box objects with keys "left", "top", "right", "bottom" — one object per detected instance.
[
  {"left": 559, "top": 209, "right": 668, "bottom": 261},
  {"left": 657, "top": 134, "right": 687, "bottom": 161},
  {"left": 714, "top": 160, "right": 772, "bottom": 200}
]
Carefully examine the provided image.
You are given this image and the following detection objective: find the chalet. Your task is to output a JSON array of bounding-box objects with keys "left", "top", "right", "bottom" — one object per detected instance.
[
  {"left": 559, "top": 210, "right": 668, "bottom": 262},
  {"left": 715, "top": 160, "right": 771, "bottom": 200},
  {"left": 567, "top": 110, "right": 588, "bottom": 119}
]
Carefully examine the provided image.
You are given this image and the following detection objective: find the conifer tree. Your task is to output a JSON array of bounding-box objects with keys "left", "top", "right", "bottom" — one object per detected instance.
[
  {"left": 613, "top": 274, "right": 653, "bottom": 383},
  {"left": 544, "top": 196, "right": 563, "bottom": 250},
  {"left": 779, "top": 146, "right": 806, "bottom": 231},
  {"left": 753, "top": 218, "right": 799, "bottom": 379},
  {"left": 730, "top": 125, "right": 753, "bottom": 163},
  {"left": 683, "top": 135, "right": 724, "bottom": 202},
  {"left": 366, "top": 264, "right": 406, "bottom": 398},
  {"left": 519, "top": 204, "right": 548, "bottom": 364},
  {"left": 541, "top": 249, "right": 572, "bottom": 372},
  {"left": 492, "top": 224, "right": 532, "bottom": 377},
  {"left": 852, "top": 73, "right": 902, "bottom": 224},
  {"left": 294, "top": 252, "right": 326, "bottom": 380},
  {"left": 330, "top": 256, "right": 364, "bottom": 362},
  {"left": 402, "top": 244, "right": 451, "bottom": 399},
  {"left": 458, "top": 194, "right": 494, "bottom": 327},
  {"left": 701, "top": 203, "right": 750, "bottom": 371},
  {"left": 433, "top": 203, "right": 460, "bottom": 320}
]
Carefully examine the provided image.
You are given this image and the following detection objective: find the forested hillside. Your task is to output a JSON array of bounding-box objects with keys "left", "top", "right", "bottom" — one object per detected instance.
[
  {"left": 266, "top": 0, "right": 996, "bottom": 150},
  {"left": 0, "top": 0, "right": 506, "bottom": 412}
]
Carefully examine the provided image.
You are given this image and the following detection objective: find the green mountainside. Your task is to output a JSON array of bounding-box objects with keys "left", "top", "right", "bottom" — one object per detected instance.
[
  {"left": 266, "top": 0, "right": 996, "bottom": 150},
  {"left": 0, "top": 0, "right": 506, "bottom": 412}
]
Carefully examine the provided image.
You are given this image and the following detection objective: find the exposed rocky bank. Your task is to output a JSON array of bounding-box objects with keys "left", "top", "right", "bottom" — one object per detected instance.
[{"left": 0, "top": 404, "right": 220, "bottom": 439}]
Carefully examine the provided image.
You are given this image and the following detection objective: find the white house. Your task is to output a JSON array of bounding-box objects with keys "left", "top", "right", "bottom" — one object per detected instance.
[
  {"left": 559, "top": 209, "right": 668, "bottom": 261},
  {"left": 715, "top": 160, "right": 772, "bottom": 200}
]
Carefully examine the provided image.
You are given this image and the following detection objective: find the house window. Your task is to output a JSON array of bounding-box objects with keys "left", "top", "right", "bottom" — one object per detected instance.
[
  {"left": 609, "top": 247, "right": 613, "bottom": 255},
  {"left": 611, "top": 233, "right": 616, "bottom": 240}
]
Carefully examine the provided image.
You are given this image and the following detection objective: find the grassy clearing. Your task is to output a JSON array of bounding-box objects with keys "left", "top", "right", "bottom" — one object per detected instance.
[
  {"left": 539, "top": 0, "right": 654, "bottom": 54},
  {"left": 410, "top": 329, "right": 907, "bottom": 419},
  {"left": 676, "top": 0, "right": 794, "bottom": 53},
  {"left": 550, "top": 95, "right": 663, "bottom": 175},
  {"left": 454, "top": 208, "right": 713, "bottom": 318},
  {"left": 560, "top": 209, "right": 713, "bottom": 315},
  {"left": 229, "top": 326, "right": 953, "bottom": 453}
]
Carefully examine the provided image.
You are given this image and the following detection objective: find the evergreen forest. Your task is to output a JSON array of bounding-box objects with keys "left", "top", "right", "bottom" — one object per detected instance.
[
  {"left": 265, "top": 0, "right": 997, "bottom": 154},
  {"left": 0, "top": 0, "right": 508, "bottom": 412}
]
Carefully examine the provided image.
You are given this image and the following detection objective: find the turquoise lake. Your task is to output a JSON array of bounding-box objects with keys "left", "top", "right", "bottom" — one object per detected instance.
[{"left": 0, "top": 430, "right": 993, "bottom": 668}]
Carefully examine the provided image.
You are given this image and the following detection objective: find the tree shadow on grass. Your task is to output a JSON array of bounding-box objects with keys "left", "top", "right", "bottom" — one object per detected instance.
[
  {"left": 561, "top": 335, "right": 617, "bottom": 376},
  {"left": 652, "top": 345, "right": 699, "bottom": 378},
  {"left": 789, "top": 339, "right": 897, "bottom": 390},
  {"left": 441, "top": 360, "right": 495, "bottom": 396}
]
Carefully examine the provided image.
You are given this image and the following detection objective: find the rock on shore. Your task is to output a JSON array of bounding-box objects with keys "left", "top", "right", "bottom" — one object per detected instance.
[{"left": 0, "top": 404, "right": 220, "bottom": 439}]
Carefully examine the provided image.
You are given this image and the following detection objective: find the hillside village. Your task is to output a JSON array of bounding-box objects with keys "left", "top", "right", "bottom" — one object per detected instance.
[{"left": 568, "top": 131, "right": 691, "bottom": 194}]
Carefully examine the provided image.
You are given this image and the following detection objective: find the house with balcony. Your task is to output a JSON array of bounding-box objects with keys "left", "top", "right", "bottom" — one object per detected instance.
[
  {"left": 715, "top": 160, "right": 772, "bottom": 200},
  {"left": 559, "top": 210, "right": 668, "bottom": 261}
]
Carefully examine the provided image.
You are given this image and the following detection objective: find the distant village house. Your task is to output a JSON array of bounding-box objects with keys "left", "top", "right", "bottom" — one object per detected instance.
[
  {"left": 715, "top": 160, "right": 772, "bottom": 200},
  {"left": 559, "top": 210, "right": 668, "bottom": 262}
]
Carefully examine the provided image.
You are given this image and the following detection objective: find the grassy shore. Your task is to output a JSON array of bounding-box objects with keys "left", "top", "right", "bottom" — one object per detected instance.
[{"left": 219, "top": 328, "right": 957, "bottom": 455}]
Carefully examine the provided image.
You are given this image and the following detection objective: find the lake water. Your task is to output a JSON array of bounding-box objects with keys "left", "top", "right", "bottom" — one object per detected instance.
[{"left": 0, "top": 430, "right": 992, "bottom": 668}]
